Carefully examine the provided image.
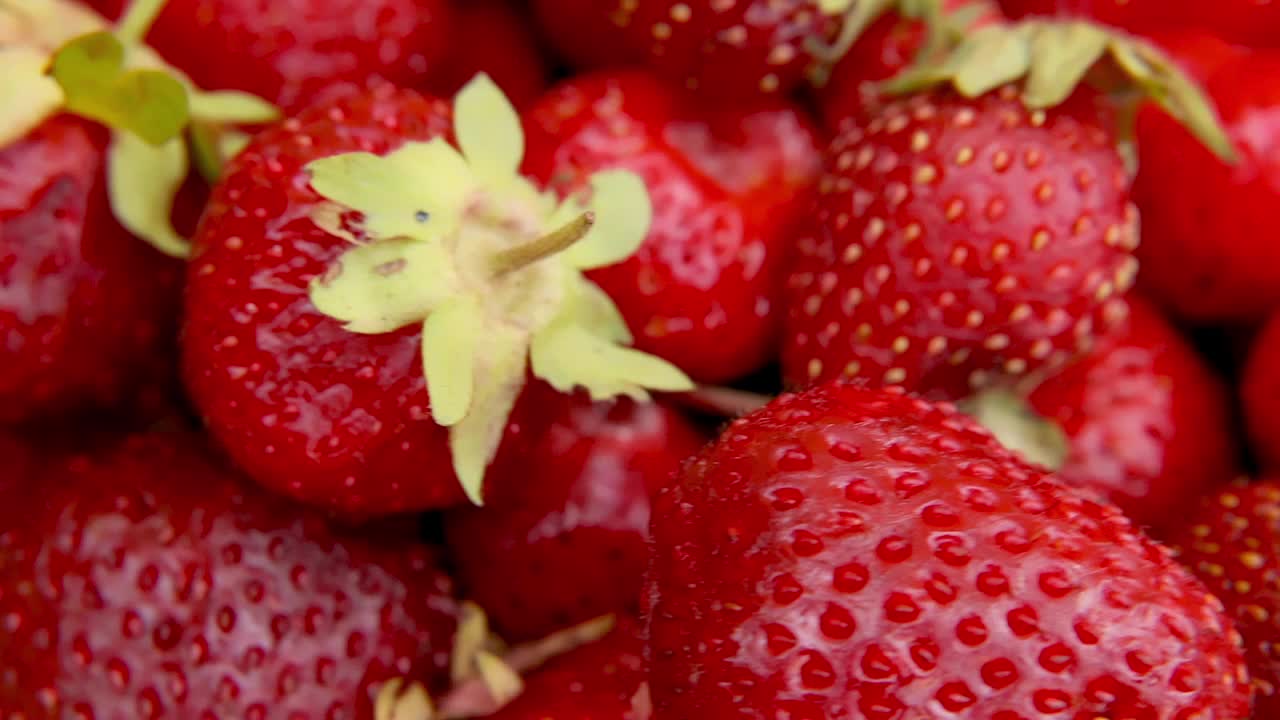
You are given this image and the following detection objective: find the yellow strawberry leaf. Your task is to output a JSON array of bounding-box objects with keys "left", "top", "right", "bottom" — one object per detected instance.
[
  {"left": 309, "top": 236, "right": 460, "bottom": 334},
  {"left": 0, "top": 47, "right": 64, "bottom": 147},
  {"left": 1024, "top": 22, "right": 1109, "bottom": 108},
  {"left": 475, "top": 652, "right": 524, "bottom": 706},
  {"left": 107, "top": 130, "right": 189, "bottom": 257},
  {"left": 450, "top": 324, "right": 529, "bottom": 505},
  {"left": 455, "top": 73, "right": 523, "bottom": 187},
  {"left": 50, "top": 31, "right": 190, "bottom": 146},
  {"left": 420, "top": 293, "right": 482, "bottom": 426},
  {"left": 951, "top": 25, "right": 1033, "bottom": 98},
  {"left": 530, "top": 321, "right": 692, "bottom": 402},
  {"left": 575, "top": 280, "right": 634, "bottom": 344},
  {"left": 559, "top": 170, "right": 653, "bottom": 271},
  {"left": 189, "top": 89, "right": 280, "bottom": 125}
]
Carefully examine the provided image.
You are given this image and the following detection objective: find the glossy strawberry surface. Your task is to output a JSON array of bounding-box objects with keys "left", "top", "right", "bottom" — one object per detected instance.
[
  {"left": 647, "top": 383, "right": 1251, "bottom": 718},
  {"left": 445, "top": 393, "right": 705, "bottom": 641},
  {"left": 784, "top": 89, "right": 1136, "bottom": 400},
  {"left": 1000, "top": 0, "right": 1280, "bottom": 48},
  {"left": 0, "top": 116, "right": 182, "bottom": 426},
  {"left": 0, "top": 432, "right": 458, "bottom": 719},
  {"left": 523, "top": 70, "right": 822, "bottom": 383},
  {"left": 427, "top": 0, "right": 549, "bottom": 109}
]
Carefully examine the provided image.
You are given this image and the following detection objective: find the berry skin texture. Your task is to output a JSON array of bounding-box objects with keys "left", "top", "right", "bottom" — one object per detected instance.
[
  {"left": 89, "top": 0, "right": 452, "bottom": 111},
  {"left": 445, "top": 393, "right": 706, "bottom": 642},
  {"left": 1027, "top": 296, "right": 1239, "bottom": 534},
  {"left": 1171, "top": 480, "right": 1280, "bottom": 714},
  {"left": 646, "top": 382, "right": 1252, "bottom": 719},
  {"left": 531, "top": 0, "right": 838, "bottom": 102},
  {"left": 426, "top": 0, "right": 549, "bottom": 110},
  {"left": 182, "top": 84, "right": 526, "bottom": 516},
  {"left": 0, "top": 432, "right": 458, "bottom": 719},
  {"left": 0, "top": 117, "right": 182, "bottom": 425},
  {"left": 783, "top": 89, "right": 1137, "bottom": 400},
  {"left": 523, "top": 70, "right": 823, "bottom": 384},
  {"left": 1242, "top": 310, "right": 1280, "bottom": 472},
  {"left": 999, "top": 0, "right": 1280, "bottom": 49},
  {"left": 1133, "top": 49, "right": 1280, "bottom": 323}
]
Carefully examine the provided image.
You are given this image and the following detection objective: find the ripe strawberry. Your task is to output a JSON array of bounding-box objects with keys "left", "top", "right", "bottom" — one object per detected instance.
[
  {"left": 646, "top": 382, "right": 1252, "bottom": 718},
  {"left": 1133, "top": 47, "right": 1280, "bottom": 323},
  {"left": 970, "top": 296, "right": 1240, "bottom": 533},
  {"left": 0, "top": 432, "right": 459, "bottom": 718},
  {"left": 1169, "top": 479, "right": 1280, "bottom": 714},
  {"left": 88, "top": 0, "right": 451, "bottom": 111},
  {"left": 1241, "top": 310, "right": 1280, "bottom": 472},
  {"left": 523, "top": 70, "right": 823, "bottom": 383},
  {"left": 0, "top": 116, "right": 182, "bottom": 425},
  {"left": 445, "top": 392, "right": 706, "bottom": 642},
  {"left": 1000, "top": 0, "right": 1280, "bottom": 49},
  {"left": 783, "top": 20, "right": 1232, "bottom": 400},
  {"left": 183, "top": 77, "right": 690, "bottom": 515},
  {"left": 484, "top": 621, "right": 646, "bottom": 720},
  {"left": 426, "top": 0, "right": 549, "bottom": 110},
  {"left": 530, "top": 0, "right": 846, "bottom": 102}
]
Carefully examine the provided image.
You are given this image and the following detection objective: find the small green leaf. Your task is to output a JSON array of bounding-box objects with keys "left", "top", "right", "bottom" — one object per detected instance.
[
  {"left": 951, "top": 25, "right": 1032, "bottom": 98},
  {"left": 531, "top": 321, "right": 693, "bottom": 402},
  {"left": 308, "top": 236, "right": 460, "bottom": 334},
  {"left": 817, "top": 0, "right": 855, "bottom": 12},
  {"left": 1024, "top": 22, "right": 1108, "bottom": 108},
  {"left": 450, "top": 324, "right": 529, "bottom": 505},
  {"left": 306, "top": 140, "right": 474, "bottom": 241},
  {"left": 0, "top": 47, "right": 64, "bottom": 147},
  {"left": 575, "top": 280, "right": 634, "bottom": 345},
  {"left": 115, "top": 0, "right": 166, "bottom": 44},
  {"left": 559, "top": 170, "right": 653, "bottom": 271},
  {"left": 188, "top": 89, "right": 279, "bottom": 125},
  {"left": 107, "top": 130, "right": 190, "bottom": 257},
  {"left": 421, "top": 294, "right": 483, "bottom": 426},
  {"left": 959, "top": 388, "right": 1069, "bottom": 471},
  {"left": 51, "top": 31, "right": 190, "bottom": 145},
  {"left": 455, "top": 73, "right": 523, "bottom": 187}
]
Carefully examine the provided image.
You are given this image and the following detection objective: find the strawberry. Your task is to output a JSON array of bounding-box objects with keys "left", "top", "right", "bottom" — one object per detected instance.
[
  {"left": 646, "top": 382, "right": 1252, "bottom": 718},
  {"left": 0, "top": 431, "right": 459, "bottom": 718},
  {"left": 968, "top": 296, "right": 1240, "bottom": 534},
  {"left": 444, "top": 392, "right": 706, "bottom": 642},
  {"left": 782, "top": 19, "right": 1233, "bottom": 400},
  {"left": 182, "top": 76, "right": 690, "bottom": 515},
  {"left": 530, "top": 0, "right": 848, "bottom": 102},
  {"left": 88, "top": 0, "right": 451, "bottom": 111},
  {"left": 1133, "top": 47, "right": 1280, "bottom": 323},
  {"left": 426, "top": 0, "right": 549, "bottom": 110},
  {"left": 523, "top": 70, "right": 823, "bottom": 383},
  {"left": 1000, "top": 0, "right": 1280, "bottom": 49},
  {"left": 1169, "top": 479, "right": 1280, "bottom": 714},
  {"left": 1242, "top": 310, "right": 1280, "bottom": 472}
]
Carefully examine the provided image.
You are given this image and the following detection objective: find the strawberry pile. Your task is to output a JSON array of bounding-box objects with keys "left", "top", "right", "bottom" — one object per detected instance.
[{"left": 5, "top": 0, "right": 1280, "bottom": 718}]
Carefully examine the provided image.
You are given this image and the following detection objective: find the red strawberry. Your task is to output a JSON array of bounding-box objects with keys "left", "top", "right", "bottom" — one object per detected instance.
[
  {"left": 1241, "top": 310, "right": 1280, "bottom": 472},
  {"left": 530, "top": 0, "right": 845, "bottom": 102},
  {"left": 0, "top": 432, "right": 459, "bottom": 718},
  {"left": 0, "top": 116, "right": 182, "bottom": 425},
  {"left": 1169, "top": 479, "right": 1280, "bottom": 714},
  {"left": 523, "top": 70, "right": 823, "bottom": 383},
  {"left": 183, "top": 77, "right": 690, "bottom": 515},
  {"left": 783, "top": 20, "right": 1231, "bottom": 400},
  {"left": 1000, "top": 0, "right": 1280, "bottom": 49},
  {"left": 1133, "top": 47, "right": 1280, "bottom": 323},
  {"left": 484, "top": 621, "right": 647, "bottom": 720},
  {"left": 88, "top": 0, "right": 451, "bottom": 111},
  {"left": 426, "top": 0, "right": 549, "bottom": 110},
  {"left": 970, "top": 296, "right": 1240, "bottom": 533},
  {"left": 646, "top": 382, "right": 1252, "bottom": 718},
  {"left": 445, "top": 392, "right": 706, "bottom": 642}
]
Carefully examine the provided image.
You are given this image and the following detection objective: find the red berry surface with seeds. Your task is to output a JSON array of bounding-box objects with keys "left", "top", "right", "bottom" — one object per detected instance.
[
  {"left": 647, "top": 382, "right": 1252, "bottom": 718},
  {"left": 445, "top": 392, "right": 706, "bottom": 642},
  {"left": 0, "top": 432, "right": 459, "bottom": 719},
  {"left": 1134, "top": 48, "right": 1280, "bottom": 323},
  {"left": 523, "top": 70, "right": 823, "bottom": 383},
  {"left": 1170, "top": 479, "right": 1280, "bottom": 715}
]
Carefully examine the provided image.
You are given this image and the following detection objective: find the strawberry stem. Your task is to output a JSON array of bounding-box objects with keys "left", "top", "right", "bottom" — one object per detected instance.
[
  {"left": 672, "top": 385, "right": 773, "bottom": 418},
  {"left": 490, "top": 212, "right": 595, "bottom": 277},
  {"left": 116, "top": 0, "right": 167, "bottom": 44}
]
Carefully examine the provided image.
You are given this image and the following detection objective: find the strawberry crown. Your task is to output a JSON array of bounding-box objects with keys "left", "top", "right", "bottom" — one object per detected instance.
[
  {"left": 0, "top": 0, "right": 278, "bottom": 258},
  {"left": 304, "top": 74, "right": 694, "bottom": 505}
]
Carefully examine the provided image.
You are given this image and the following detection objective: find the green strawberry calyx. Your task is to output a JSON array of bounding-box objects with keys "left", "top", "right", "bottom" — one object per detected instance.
[
  {"left": 0, "top": 0, "right": 278, "bottom": 258},
  {"left": 882, "top": 18, "right": 1238, "bottom": 162},
  {"left": 304, "top": 73, "right": 694, "bottom": 505},
  {"left": 810, "top": 0, "right": 983, "bottom": 85},
  {"left": 959, "top": 388, "right": 1069, "bottom": 472}
]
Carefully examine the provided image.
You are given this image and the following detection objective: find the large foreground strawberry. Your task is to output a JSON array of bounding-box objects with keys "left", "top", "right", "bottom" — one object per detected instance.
[
  {"left": 445, "top": 392, "right": 706, "bottom": 642},
  {"left": 523, "top": 70, "right": 822, "bottom": 383},
  {"left": 0, "top": 432, "right": 459, "bottom": 719},
  {"left": 183, "top": 75, "right": 690, "bottom": 515},
  {"left": 783, "top": 18, "right": 1232, "bottom": 400},
  {"left": 647, "top": 383, "right": 1251, "bottom": 718}
]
